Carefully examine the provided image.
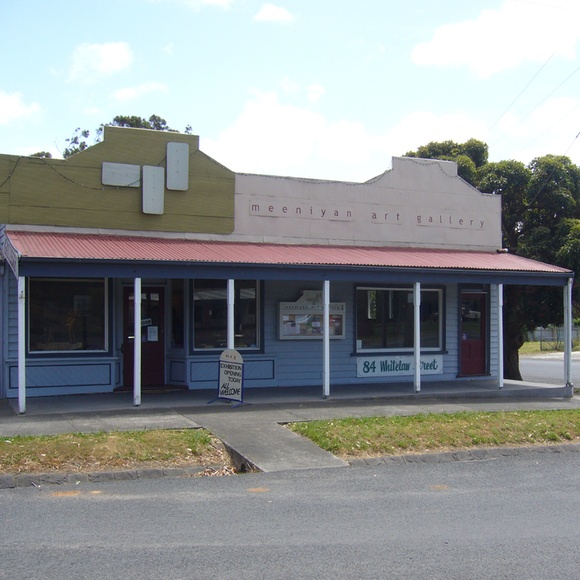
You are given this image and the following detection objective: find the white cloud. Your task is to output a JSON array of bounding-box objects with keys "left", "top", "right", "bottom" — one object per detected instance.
[
  {"left": 490, "top": 96, "right": 580, "bottom": 163},
  {"left": 203, "top": 91, "right": 324, "bottom": 176},
  {"left": 279, "top": 78, "right": 325, "bottom": 102},
  {"left": 279, "top": 77, "right": 300, "bottom": 93},
  {"left": 68, "top": 42, "right": 133, "bottom": 84},
  {"left": 113, "top": 82, "right": 169, "bottom": 102},
  {"left": 307, "top": 83, "right": 325, "bottom": 103},
  {"left": 202, "top": 90, "right": 492, "bottom": 181},
  {"left": 412, "top": 0, "right": 580, "bottom": 77},
  {"left": 385, "top": 111, "right": 489, "bottom": 156},
  {"left": 0, "top": 91, "right": 41, "bottom": 125},
  {"left": 316, "top": 120, "right": 383, "bottom": 166},
  {"left": 254, "top": 3, "right": 295, "bottom": 23}
]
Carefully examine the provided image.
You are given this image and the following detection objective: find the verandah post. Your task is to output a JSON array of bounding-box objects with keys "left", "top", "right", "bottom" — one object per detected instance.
[
  {"left": 564, "top": 277, "right": 573, "bottom": 392},
  {"left": 227, "top": 279, "right": 235, "bottom": 350},
  {"left": 323, "top": 279, "right": 330, "bottom": 398},
  {"left": 498, "top": 283, "right": 504, "bottom": 389},
  {"left": 133, "top": 277, "right": 142, "bottom": 406},
  {"left": 413, "top": 281, "right": 421, "bottom": 393},
  {"left": 17, "top": 276, "right": 26, "bottom": 414}
]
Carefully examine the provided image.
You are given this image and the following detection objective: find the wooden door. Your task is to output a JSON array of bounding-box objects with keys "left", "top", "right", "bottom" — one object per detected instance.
[
  {"left": 123, "top": 287, "right": 165, "bottom": 387},
  {"left": 460, "top": 292, "right": 487, "bottom": 376}
]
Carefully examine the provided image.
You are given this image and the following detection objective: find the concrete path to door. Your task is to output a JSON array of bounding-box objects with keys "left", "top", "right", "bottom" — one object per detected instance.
[{"left": 1, "top": 380, "right": 579, "bottom": 474}]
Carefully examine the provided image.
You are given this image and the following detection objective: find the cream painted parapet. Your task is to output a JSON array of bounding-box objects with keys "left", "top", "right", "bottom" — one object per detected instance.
[{"left": 234, "top": 157, "right": 502, "bottom": 251}]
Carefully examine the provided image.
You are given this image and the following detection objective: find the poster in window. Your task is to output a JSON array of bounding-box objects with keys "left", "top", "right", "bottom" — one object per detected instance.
[{"left": 279, "top": 293, "right": 345, "bottom": 340}]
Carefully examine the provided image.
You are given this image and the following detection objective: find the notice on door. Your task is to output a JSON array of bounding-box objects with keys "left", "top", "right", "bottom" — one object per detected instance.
[{"left": 218, "top": 349, "right": 244, "bottom": 403}]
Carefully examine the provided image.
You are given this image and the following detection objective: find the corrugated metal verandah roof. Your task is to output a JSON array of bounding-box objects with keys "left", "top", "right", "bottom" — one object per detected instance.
[{"left": 4, "top": 230, "right": 573, "bottom": 276}]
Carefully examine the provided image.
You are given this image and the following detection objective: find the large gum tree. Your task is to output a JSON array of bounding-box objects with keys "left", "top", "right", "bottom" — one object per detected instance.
[{"left": 406, "top": 140, "right": 580, "bottom": 380}]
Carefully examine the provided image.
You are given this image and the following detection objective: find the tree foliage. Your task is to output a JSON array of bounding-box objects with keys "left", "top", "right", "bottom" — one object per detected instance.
[
  {"left": 524, "top": 155, "right": 580, "bottom": 235},
  {"left": 405, "top": 139, "right": 580, "bottom": 380},
  {"left": 62, "top": 115, "right": 192, "bottom": 159},
  {"left": 556, "top": 219, "right": 580, "bottom": 273},
  {"left": 405, "top": 138, "right": 488, "bottom": 186},
  {"left": 478, "top": 160, "right": 530, "bottom": 252},
  {"left": 62, "top": 128, "right": 92, "bottom": 159}
]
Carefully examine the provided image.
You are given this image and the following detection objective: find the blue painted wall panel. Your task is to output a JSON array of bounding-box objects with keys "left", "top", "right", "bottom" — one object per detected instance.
[
  {"left": 169, "top": 359, "right": 186, "bottom": 382},
  {"left": 264, "top": 280, "right": 356, "bottom": 387},
  {"left": 189, "top": 358, "right": 276, "bottom": 388},
  {"left": 8, "top": 361, "right": 113, "bottom": 389},
  {"left": 7, "top": 274, "right": 17, "bottom": 360}
]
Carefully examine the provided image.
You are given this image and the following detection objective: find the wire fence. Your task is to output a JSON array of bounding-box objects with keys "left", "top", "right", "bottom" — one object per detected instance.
[{"left": 527, "top": 327, "right": 580, "bottom": 350}]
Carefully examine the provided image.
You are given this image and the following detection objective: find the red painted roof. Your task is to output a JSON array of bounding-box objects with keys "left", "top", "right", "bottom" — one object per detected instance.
[{"left": 5, "top": 230, "right": 571, "bottom": 274}]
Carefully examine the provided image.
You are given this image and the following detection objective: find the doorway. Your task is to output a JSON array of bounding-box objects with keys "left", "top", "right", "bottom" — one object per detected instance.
[
  {"left": 123, "top": 286, "right": 165, "bottom": 387},
  {"left": 460, "top": 292, "right": 487, "bottom": 376}
]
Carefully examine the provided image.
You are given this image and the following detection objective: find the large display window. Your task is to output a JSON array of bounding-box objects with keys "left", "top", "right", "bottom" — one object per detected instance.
[
  {"left": 356, "top": 287, "right": 442, "bottom": 352},
  {"left": 193, "top": 279, "right": 259, "bottom": 350},
  {"left": 28, "top": 278, "right": 108, "bottom": 352}
]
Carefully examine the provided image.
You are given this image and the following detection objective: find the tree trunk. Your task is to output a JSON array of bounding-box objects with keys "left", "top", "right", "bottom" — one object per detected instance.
[
  {"left": 504, "top": 330, "right": 524, "bottom": 380},
  {"left": 503, "top": 286, "right": 525, "bottom": 381}
]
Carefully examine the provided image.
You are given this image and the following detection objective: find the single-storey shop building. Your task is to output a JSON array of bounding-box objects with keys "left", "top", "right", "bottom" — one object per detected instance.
[{"left": 0, "top": 127, "right": 574, "bottom": 412}]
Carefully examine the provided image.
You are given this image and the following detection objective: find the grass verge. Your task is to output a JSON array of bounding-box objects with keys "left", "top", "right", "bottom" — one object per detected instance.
[
  {"left": 0, "top": 429, "right": 233, "bottom": 475},
  {"left": 519, "top": 340, "right": 580, "bottom": 355},
  {"left": 288, "top": 409, "right": 580, "bottom": 459},
  {"left": 2, "top": 410, "right": 579, "bottom": 475}
]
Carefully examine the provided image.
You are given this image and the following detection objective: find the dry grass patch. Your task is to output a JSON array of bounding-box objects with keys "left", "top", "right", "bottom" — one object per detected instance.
[
  {"left": 0, "top": 429, "right": 232, "bottom": 474},
  {"left": 288, "top": 409, "right": 580, "bottom": 459}
]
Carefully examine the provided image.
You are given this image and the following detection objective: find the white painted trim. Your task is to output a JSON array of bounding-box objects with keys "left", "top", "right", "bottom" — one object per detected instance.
[
  {"left": 17, "top": 276, "right": 26, "bottom": 414},
  {"left": 227, "top": 279, "right": 235, "bottom": 350},
  {"left": 133, "top": 278, "right": 142, "bottom": 406},
  {"left": 564, "top": 278, "right": 573, "bottom": 388},
  {"left": 498, "top": 284, "right": 504, "bottom": 389},
  {"left": 323, "top": 280, "right": 330, "bottom": 398},
  {"left": 413, "top": 281, "right": 421, "bottom": 392}
]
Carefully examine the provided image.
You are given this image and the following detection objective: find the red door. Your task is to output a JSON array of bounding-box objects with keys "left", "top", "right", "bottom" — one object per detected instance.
[
  {"left": 460, "top": 292, "right": 486, "bottom": 376},
  {"left": 123, "top": 287, "right": 165, "bottom": 387}
]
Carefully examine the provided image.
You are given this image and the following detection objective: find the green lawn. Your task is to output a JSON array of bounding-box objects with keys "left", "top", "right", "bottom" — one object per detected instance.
[{"left": 288, "top": 409, "right": 580, "bottom": 459}]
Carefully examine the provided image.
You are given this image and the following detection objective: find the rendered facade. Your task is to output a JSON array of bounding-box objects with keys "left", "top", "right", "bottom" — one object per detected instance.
[{"left": 0, "top": 126, "right": 574, "bottom": 411}]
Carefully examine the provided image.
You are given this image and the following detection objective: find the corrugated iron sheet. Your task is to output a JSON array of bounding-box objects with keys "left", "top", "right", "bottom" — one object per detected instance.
[{"left": 5, "top": 230, "right": 571, "bottom": 274}]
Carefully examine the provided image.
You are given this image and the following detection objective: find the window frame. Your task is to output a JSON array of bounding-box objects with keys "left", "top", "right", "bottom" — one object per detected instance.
[
  {"left": 355, "top": 285, "right": 444, "bottom": 354},
  {"left": 27, "top": 277, "right": 109, "bottom": 355},
  {"left": 169, "top": 279, "right": 186, "bottom": 350},
  {"left": 191, "top": 279, "right": 262, "bottom": 353}
]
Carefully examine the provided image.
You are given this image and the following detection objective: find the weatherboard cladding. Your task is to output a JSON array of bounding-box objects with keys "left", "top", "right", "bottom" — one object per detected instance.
[{"left": 5, "top": 230, "right": 572, "bottom": 275}]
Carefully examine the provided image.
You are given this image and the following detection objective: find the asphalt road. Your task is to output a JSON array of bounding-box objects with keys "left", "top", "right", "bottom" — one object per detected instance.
[
  {"left": 520, "top": 353, "right": 580, "bottom": 384},
  {"left": 1, "top": 452, "right": 578, "bottom": 579}
]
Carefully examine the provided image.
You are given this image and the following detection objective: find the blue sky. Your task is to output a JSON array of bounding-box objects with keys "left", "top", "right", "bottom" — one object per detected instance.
[{"left": 2, "top": 0, "right": 580, "bottom": 181}]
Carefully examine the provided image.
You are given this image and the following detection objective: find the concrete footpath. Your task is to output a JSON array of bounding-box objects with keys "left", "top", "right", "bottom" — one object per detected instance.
[{"left": 1, "top": 381, "right": 579, "bottom": 485}]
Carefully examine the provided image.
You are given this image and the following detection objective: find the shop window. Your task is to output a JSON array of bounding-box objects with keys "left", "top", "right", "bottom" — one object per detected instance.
[
  {"left": 29, "top": 278, "right": 107, "bottom": 352},
  {"left": 193, "top": 280, "right": 259, "bottom": 350},
  {"left": 356, "top": 287, "right": 442, "bottom": 352}
]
